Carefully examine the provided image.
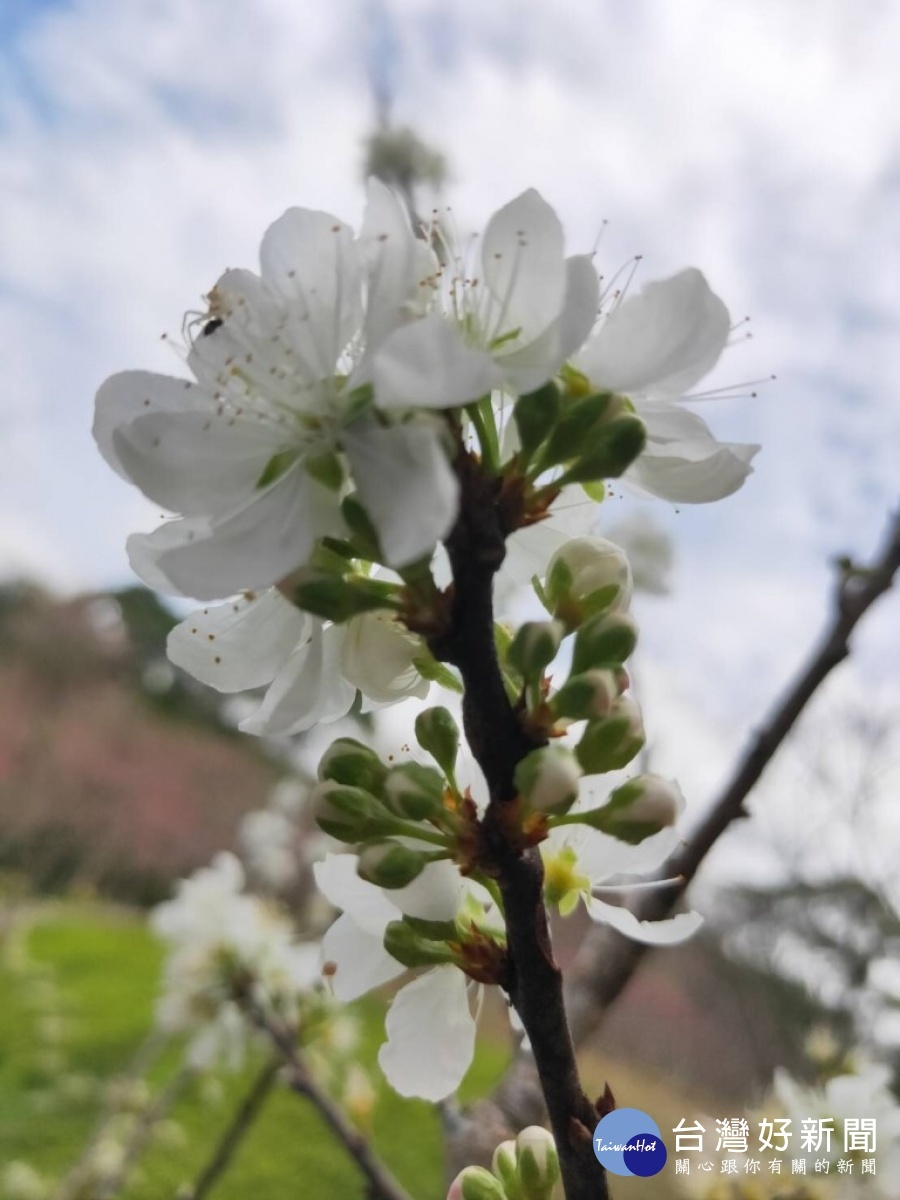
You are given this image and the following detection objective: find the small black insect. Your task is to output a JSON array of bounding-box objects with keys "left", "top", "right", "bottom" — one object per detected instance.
[{"left": 202, "top": 317, "right": 224, "bottom": 337}]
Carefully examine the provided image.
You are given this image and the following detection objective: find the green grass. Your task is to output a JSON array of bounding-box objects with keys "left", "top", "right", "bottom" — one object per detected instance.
[{"left": 0, "top": 904, "right": 511, "bottom": 1199}]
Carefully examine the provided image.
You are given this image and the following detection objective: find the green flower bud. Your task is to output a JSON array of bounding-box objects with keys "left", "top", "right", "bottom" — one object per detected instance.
[
  {"left": 575, "top": 696, "right": 645, "bottom": 774},
  {"left": 516, "top": 1127, "right": 560, "bottom": 1199},
  {"left": 318, "top": 738, "right": 388, "bottom": 795},
  {"left": 506, "top": 620, "right": 565, "bottom": 680},
  {"left": 555, "top": 414, "right": 647, "bottom": 485},
  {"left": 384, "top": 761, "right": 446, "bottom": 821},
  {"left": 513, "top": 382, "right": 561, "bottom": 459},
  {"left": 514, "top": 747, "right": 582, "bottom": 815},
  {"left": 446, "top": 1166, "right": 508, "bottom": 1200},
  {"left": 491, "top": 1140, "right": 524, "bottom": 1200},
  {"left": 384, "top": 920, "right": 458, "bottom": 971},
  {"left": 545, "top": 537, "right": 632, "bottom": 630},
  {"left": 570, "top": 611, "right": 638, "bottom": 674},
  {"left": 309, "top": 781, "right": 391, "bottom": 842},
  {"left": 579, "top": 774, "right": 683, "bottom": 844},
  {"left": 550, "top": 669, "right": 621, "bottom": 722},
  {"left": 292, "top": 573, "right": 398, "bottom": 623},
  {"left": 539, "top": 392, "right": 625, "bottom": 467},
  {"left": 415, "top": 707, "right": 460, "bottom": 780},
  {"left": 357, "top": 841, "right": 429, "bottom": 889}
]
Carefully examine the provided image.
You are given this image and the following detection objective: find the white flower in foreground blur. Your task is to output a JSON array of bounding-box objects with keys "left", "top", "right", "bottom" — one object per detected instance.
[
  {"left": 314, "top": 853, "right": 489, "bottom": 1101},
  {"left": 576, "top": 268, "right": 760, "bottom": 503},
  {"left": 94, "top": 180, "right": 458, "bottom": 599},
  {"left": 542, "top": 784, "right": 702, "bottom": 944},
  {"left": 151, "top": 854, "right": 320, "bottom": 1068},
  {"left": 372, "top": 188, "right": 599, "bottom": 409},
  {"left": 166, "top": 588, "right": 428, "bottom": 736}
]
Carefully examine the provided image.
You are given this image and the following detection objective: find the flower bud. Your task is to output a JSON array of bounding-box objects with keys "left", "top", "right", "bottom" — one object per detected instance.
[
  {"left": 309, "top": 780, "right": 391, "bottom": 842},
  {"left": 580, "top": 774, "right": 683, "bottom": 844},
  {"left": 571, "top": 611, "right": 638, "bottom": 674},
  {"left": 545, "top": 537, "right": 632, "bottom": 629},
  {"left": 384, "top": 762, "right": 446, "bottom": 821},
  {"left": 506, "top": 620, "right": 565, "bottom": 680},
  {"left": 318, "top": 738, "right": 388, "bottom": 795},
  {"left": 415, "top": 706, "right": 460, "bottom": 780},
  {"left": 357, "top": 841, "right": 429, "bottom": 889},
  {"left": 384, "top": 920, "right": 458, "bottom": 971},
  {"left": 446, "top": 1166, "right": 507, "bottom": 1200},
  {"left": 292, "top": 572, "right": 398, "bottom": 624},
  {"left": 550, "top": 669, "right": 621, "bottom": 722},
  {"left": 515, "top": 747, "right": 582, "bottom": 815},
  {"left": 556, "top": 413, "right": 647, "bottom": 485},
  {"left": 491, "top": 1141, "right": 523, "bottom": 1199},
  {"left": 540, "top": 391, "right": 626, "bottom": 467},
  {"left": 575, "top": 696, "right": 645, "bottom": 774},
  {"left": 516, "top": 1126, "right": 560, "bottom": 1198}
]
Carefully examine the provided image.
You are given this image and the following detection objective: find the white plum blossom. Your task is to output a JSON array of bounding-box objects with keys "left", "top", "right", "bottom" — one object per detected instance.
[
  {"left": 372, "top": 188, "right": 600, "bottom": 410},
  {"left": 576, "top": 268, "right": 760, "bottom": 503},
  {"left": 94, "top": 180, "right": 459, "bottom": 600},
  {"left": 314, "top": 852, "right": 491, "bottom": 1101},
  {"left": 151, "top": 853, "right": 320, "bottom": 1068},
  {"left": 541, "top": 785, "right": 702, "bottom": 944},
  {"left": 166, "top": 587, "right": 428, "bottom": 737}
]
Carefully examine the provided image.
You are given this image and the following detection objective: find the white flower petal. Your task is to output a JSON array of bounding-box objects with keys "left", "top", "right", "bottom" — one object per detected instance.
[
  {"left": 321, "top": 914, "right": 403, "bottom": 1001},
  {"left": 259, "top": 208, "right": 362, "bottom": 375},
  {"left": 498, "top": 254, "right": 600, "bottom": 393},
  {"left": 167, "top": 590, "right": 309, "bottom": 693},
  {"left": 372, "top": 313, "right": 496, "bottom": 410},
  {"left": 240, "top": 623, "right": 354, "bottom": 736},
  {"left": 578, "top": 268, "right": 730, "bottom": 399},
  {"left": 481, "top": 189, "right": 566, "bottom": 344},
  {"left": 313, "top": 854, "right": 399, "bottom": 935},
  {"left": 388, "top": 859, "right": 467, "bottom": 922},
  {"left": 585, "top": 899, "right": 703, "bottom": 945},
  {"left": 343, "top": 416, "right": 459, "bottom": 567},
  {"left": 358, "top": 178, "right": 430, "bottom": 357},
  {"left": 341, "top": 611, "right": 429, "bottom": 706},
  {"left": 628, "top": 439, "right": 760, "bottom": 503},
  {"left": 111, "top": 409, "right": 285, "bottom": 517},
  {"left": 129, "top": 469, "right": 341, "bottom": 600},
  {"left": 378, "top": 967, "right": 476, "bottom": 1100},
  {"left": 576, "top": 825, "right": 682, "bottom": 882},
  {"left": 94, "top": 371, "right": 212, "bottom": 480}
]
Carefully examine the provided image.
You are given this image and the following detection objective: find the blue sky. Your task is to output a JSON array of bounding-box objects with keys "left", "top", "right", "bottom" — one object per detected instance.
[{"left": 1, "top": 0, "right": 898, "bottom": 884}]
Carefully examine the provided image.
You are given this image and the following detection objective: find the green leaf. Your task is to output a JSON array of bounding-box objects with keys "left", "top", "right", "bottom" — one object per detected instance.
[{"left": 513, "top": 383, "right": 561, "bottom": 459}]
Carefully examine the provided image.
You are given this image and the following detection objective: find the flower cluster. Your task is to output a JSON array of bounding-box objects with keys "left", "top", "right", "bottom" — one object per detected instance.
[
  {"left": 151, "top": 853, "right": 323, "bottom": 1068},
  {"left": 95, "top": 184, "right": 756, "bottom": 733},
  {"left": 97, "top": 182, "right": 757, "bottom": 1118}
]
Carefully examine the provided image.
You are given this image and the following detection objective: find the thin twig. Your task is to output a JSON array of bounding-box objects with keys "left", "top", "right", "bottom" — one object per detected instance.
[
  {"left": 182, "top": 1057, "right": 280, "bottom": 1200},
  {"left": 240, "top": 998, "right": 414, "bottom": 1200}
]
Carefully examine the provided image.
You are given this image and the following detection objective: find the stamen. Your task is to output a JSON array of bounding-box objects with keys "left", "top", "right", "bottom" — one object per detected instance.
[{"left": 591, "top": 874, "right": 685, "bottom": 897}]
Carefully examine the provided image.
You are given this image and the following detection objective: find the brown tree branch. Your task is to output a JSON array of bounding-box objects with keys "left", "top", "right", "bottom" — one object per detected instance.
[{"left": 427, "top": 445, "right": 609, "bottom": 1200}]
